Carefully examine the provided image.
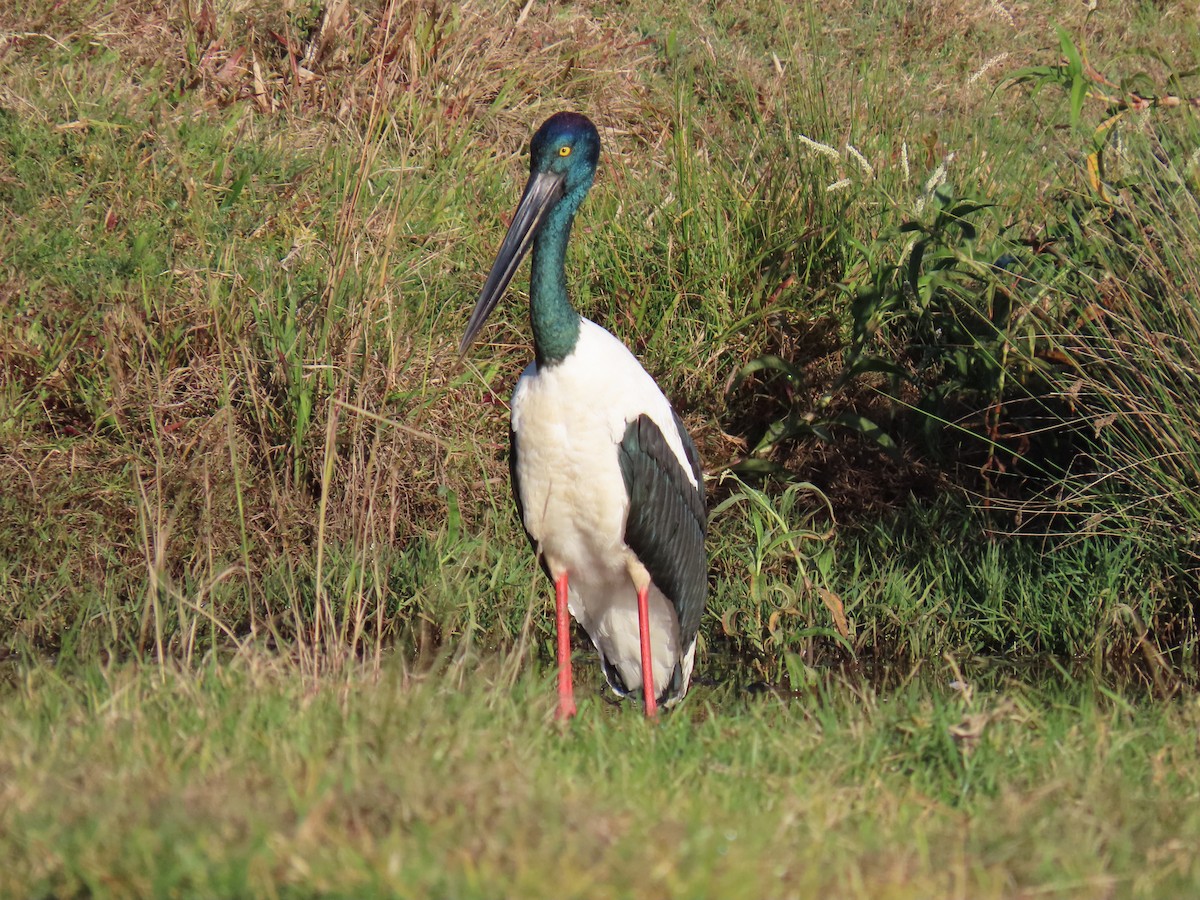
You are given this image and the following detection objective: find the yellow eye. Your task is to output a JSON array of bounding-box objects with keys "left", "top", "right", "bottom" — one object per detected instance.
[{"left": 558, "top": 146, "right": 572, "bottom": 157}]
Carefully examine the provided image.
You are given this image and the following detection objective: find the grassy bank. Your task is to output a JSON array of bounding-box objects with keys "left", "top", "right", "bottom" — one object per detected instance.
[
  {"left": 3, "top": 0, "right": 1200, "bottom": 894},
  {"left": 3, "top": 0, "right": 1197, "bottom": 675}
]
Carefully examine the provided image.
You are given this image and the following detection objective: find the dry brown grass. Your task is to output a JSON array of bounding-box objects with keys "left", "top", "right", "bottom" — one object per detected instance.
[
  {"left": 2, "top": 0, "right": 1196, "bottom": 669},
  {"left": 0, "top": 0, "right": 692, "bottom": 665}
]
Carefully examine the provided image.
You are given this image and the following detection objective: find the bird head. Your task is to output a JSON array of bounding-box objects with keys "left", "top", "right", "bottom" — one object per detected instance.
[
  {"left": 459, "top": 112, "right": 601, "bottom": 354},
  {"left": 528, "top": 111, "right": 601, "bottom": 192}
]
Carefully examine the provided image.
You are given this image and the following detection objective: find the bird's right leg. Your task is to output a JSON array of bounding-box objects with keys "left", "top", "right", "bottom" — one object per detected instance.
[
  {"left": 636, "top": 585, "right": 658, "bottom": 719},
  {"left": 555, "top": 571, "right": 576, "bottom": 720}
]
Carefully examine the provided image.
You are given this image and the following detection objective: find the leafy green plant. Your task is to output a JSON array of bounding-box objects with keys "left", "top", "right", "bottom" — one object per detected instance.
[
  {"left": 848, "top": 189, "right": 1015, "bottom": 437},
  {"left": 709, "top": 476, "right": 849, "bottom": 686},
  {"left": 728, "top": 182, "right": 1078, "bottom": 482},
  {"left": 802, "top": 183, "right": 1085, "bottom": 491},
  {"left": 1009, "top": 25, "right": 1200, "bottom": 200}
]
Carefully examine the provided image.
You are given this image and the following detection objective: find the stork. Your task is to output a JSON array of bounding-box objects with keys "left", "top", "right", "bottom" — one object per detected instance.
[{"left": 459, "top": 112, "right": 707, "bottom": 720}]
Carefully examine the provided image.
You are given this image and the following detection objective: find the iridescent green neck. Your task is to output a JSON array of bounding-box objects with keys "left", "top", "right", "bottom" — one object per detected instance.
[{"left": 528, "top": 191, "right": 585, "bottom": 368}]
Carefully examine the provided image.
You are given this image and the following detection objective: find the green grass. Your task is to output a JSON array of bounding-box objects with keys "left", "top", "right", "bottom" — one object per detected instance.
[
  {"left": 2, "top": 655, "right": 1199, "bottom": 898},
  {"left": 3, "top": 0, "right": 1200, "bottom": 894}
]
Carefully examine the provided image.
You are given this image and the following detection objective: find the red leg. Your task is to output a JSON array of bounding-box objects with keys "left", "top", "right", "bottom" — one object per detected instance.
[
  {"left": 637, "top": 585, "right": 658, "bottom": 719},
  {"left": 555, "top": 572, "right": 576, "bottom": 720}
]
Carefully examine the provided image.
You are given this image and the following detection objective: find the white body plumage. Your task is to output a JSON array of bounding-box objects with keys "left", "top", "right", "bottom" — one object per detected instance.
[{"left": 510, "top": 318, "right": 699, "bottom": 703}]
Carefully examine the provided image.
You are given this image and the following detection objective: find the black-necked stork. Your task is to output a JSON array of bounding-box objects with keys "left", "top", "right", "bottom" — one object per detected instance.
[{"left": 459, "top": 112, "right": 707, "bottom": 720}]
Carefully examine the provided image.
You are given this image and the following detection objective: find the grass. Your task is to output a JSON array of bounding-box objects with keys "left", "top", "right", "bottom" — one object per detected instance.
[
  {"left": 3, "top": 654, "right": 1200, "bottom": 899},
  {"left": 3, "top": 0, "right": 1200, "bottom": 894}
]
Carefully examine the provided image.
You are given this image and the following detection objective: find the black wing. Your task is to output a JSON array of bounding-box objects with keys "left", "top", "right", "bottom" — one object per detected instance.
[{"left": 617, "top": 411, "right": 707, "bottom": 667}]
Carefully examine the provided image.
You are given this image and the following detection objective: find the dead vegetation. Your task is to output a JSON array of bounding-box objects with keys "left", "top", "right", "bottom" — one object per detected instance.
[
  {"left": 2, "top": 0, "right": 1196, "bottom": 670},
  {"left": 0, "top": 0, "right": 693, "bottom": 662}
]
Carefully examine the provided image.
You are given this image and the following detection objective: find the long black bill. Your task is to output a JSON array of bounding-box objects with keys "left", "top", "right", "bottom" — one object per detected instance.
[{"left": 459, "top": 170, "right": 566, "bottom": 354}]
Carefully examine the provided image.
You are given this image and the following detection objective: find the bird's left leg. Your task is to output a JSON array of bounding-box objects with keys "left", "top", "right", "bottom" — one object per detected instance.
[
  {"left": 636, "top": 585, "right": 658, "bottom": 719},
  {"left": 555, "top": 571, "right": 577, "bottom": 720}
]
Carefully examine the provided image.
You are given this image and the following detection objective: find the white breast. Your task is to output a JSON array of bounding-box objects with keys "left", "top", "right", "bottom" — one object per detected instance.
[{"left": 510, "top": 318, "right": 697, "bottom": 701}]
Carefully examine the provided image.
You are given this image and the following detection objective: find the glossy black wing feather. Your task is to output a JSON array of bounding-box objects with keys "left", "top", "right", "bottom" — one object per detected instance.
[{"left": 617, "top": 412, "right": 707, "bottom": 654}]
